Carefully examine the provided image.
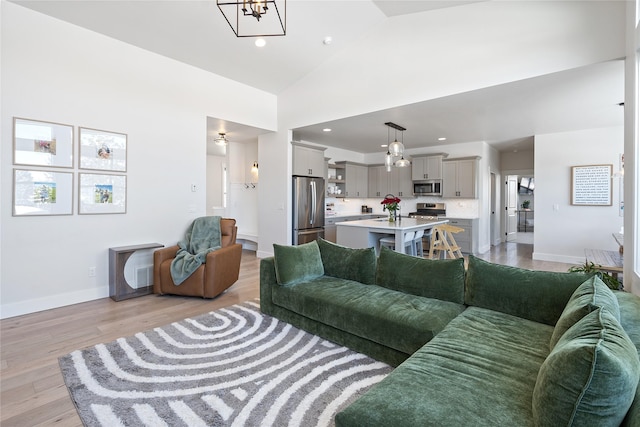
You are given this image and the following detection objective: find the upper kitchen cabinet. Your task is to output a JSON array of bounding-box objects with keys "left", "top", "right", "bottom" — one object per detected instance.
[
  {"left": 368, "top": 165, "right": 388, "bottom": 198},
  {"left": 391, "top": 165, "right": 413, "bottom": 198},
  {"left": 335, "top": 161, "right": 368, "bottom": 198},
  {"left": 292, "top": 142, "right": 327, "bottom": 177},
  {"left": 442, "top": 157, "right": 479, "bottom": 198},
  {"left": 411, "top": 154, "right": 445, "bottom": 181},
  {"left": 368, "top": 165, "right": 413, "bottom": 198}
]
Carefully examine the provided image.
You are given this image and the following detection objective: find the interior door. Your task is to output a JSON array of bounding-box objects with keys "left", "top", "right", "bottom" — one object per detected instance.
[{"left": 505, "top": 175, "right": 518, "bottom": 242}]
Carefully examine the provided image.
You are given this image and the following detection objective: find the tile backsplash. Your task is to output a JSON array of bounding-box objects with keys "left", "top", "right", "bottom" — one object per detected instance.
[{"left": 326, "top": 196, "right": 479, "bottom": 218}]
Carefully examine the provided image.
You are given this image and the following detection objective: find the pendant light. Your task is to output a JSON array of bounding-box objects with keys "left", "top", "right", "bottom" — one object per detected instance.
[
  {"left": 394, "top": 131, "right": 410, "bottom": 167},
  {"left": 388, "top": 129, "right": 404, "bottom": 157},
  {"left": 395, "top": 155, "right": 410, "bottom": 168},
  {"left": 384, "top": 126, "right": 394, "bottom": 171}
]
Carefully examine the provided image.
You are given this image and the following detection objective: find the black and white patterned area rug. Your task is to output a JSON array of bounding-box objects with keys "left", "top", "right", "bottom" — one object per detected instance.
[{"left": 59, "top": 300, "right": 392, "bottom": 426}]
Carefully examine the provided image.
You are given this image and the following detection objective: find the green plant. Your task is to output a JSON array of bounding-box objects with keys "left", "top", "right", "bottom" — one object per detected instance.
[
  {"left": 521, "top": 200, "right": 530, "bottom": 209},
  {"left": 568, "top": 261, "right": 622, "bottom": 290}
]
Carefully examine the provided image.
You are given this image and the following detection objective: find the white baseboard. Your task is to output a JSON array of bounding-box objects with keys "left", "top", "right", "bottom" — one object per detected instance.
[
  {"left": 477, "top": 244, "right": 491, "bottom": 254},
  {"left": 0, "top": 287, "right": 110, "bottom": 319},
  {"left": 256, "top": 250, "right": 273, "bottom": 259},
  {"left": 532, "top": 252, "right": 583, "bottom": 265}
]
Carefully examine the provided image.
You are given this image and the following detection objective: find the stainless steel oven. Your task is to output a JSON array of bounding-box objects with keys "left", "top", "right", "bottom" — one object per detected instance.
[
  {"left": 408, "top": 203, "right": 446, "bottom": 252},
  {"left": 413, "top": 180, "right": 442, "bottom": 196}
]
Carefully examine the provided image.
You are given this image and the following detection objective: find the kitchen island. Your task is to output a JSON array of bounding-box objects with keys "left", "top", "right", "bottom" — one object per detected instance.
[{"left": 336, "top": 217, "right": 448, "bottom": 255}]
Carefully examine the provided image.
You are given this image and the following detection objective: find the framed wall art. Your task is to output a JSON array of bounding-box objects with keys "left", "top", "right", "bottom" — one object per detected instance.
[
  {"left": 79, "top": 127, "right": 127, "bottom": 172},
  {"left": 570, "top": 164, "right": 613, "bottom": 206},
  {"left": 13, "top": 169, "right": 74, "bottom": 216},
  {"left": 79, "top": 173, "right": 127, "bottom": 214},
  {"left": 13, "top": 117, "right": 74, "bottom": 168}
]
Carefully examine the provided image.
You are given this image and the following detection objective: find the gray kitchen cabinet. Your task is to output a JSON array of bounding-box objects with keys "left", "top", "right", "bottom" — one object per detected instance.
[
  {"left": 368, "top": 165, "right": 388, "bottom": 197},
  {"left": 368, "top": 164, "right": 412, "bottom": 198},
  {"left": 325, "top": 214, "right": 385, "bottom": 242},
  {"left": 411, "top": 154, "right": 444, "bottom": 180},
  {"left": 325, "top": 217, "right": 338, "bottom": 242},
  {"left": 442, "top": 157, "right": 478, "bottom": 198},
  {"left": 394, "top": 165, "right": 413, "bottom": 197},
  {"left": 439, "top": 217, "right": 478, "bottom": 254},
  {"left": 292, "top": 142, "right": 326, "bottom": 177},
  {"left": 336, "top": 161, "right": 368, "bottom": 197}
]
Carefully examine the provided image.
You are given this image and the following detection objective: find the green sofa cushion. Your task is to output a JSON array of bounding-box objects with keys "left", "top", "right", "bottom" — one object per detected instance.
[
  {"left": 533, "top": 308, "right": 640, "bottom": 427},
  {"left": 271, "top": 276, "right": 465, "bottom": 356},
  {"left": 375, "top": 246, "right": 465, "bottom": 304},
  {"left": 272, "top": 241, "right": 324, "bottom": 285},
  {"left": 616, "top": 292, "right": 640, "bottom": 427},
  {"left": 336, "top": 307, "right": 553, "bottom": 426},
  {"left": 465, "top": 255, "right": 591, "bottom": 326},
  {"left": 550, "top": 275, "right": 620, "bottom": 350},
  {"left": 317, "top": 238, "right": 377, "bottom": 285}
]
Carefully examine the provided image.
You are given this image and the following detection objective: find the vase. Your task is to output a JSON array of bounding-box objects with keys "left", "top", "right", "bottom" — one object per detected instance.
[{"left": 388, "top": 211, "right": 395, "bottom": 222}]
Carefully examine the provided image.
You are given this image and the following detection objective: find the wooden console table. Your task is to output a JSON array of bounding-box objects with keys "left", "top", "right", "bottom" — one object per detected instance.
[
  {"left": 584, "top": 248, "right": 623, "bottom": 280},
  {"left": 109, "top": 243, "right": 164, "bottom": 301}
]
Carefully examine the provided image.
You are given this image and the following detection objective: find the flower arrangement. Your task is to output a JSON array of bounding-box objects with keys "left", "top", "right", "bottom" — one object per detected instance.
[{"left": 381, "top": 195, "right": 401, "bottom": 221}]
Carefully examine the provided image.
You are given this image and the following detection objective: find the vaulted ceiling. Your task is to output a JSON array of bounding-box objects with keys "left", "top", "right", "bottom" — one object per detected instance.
[{"left": 11, "top": 1, "right": 625, "bottom": 154}]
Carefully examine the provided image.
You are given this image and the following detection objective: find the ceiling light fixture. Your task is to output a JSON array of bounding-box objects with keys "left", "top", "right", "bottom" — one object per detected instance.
[
  {"left": 255, "top": 38, "right": 266, "bottom": 47},
  {"left": 395, "top": 155, "right": 410, "bottom": 168},
  {"left": 214, "top": 132, "right": 228, "bottom": 146},
  {"left": 217, "top": 0, "right": 286, "bottom": 38},
  {"left": 323, "top": 128, "right": 332, "bottom": 132},
  {"left": 384, "top": 127, "right": 394, "bottom": 171},
  {"left": 383, "top": 122, "right": 410, "bottom": 170},
  {"left": 394, "top": 132, "right": 410, "bottom": 168},
  {"left": 385, "top": 122, "right": 406, "bottom": 157}
]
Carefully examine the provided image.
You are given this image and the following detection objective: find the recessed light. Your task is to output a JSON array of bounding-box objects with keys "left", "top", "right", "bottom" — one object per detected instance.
[
  {"left": 381, "top": 144, "right": 388, "bottom": 148},
  {"left": 438, "top": 137, "right": 447, "bottom": 141},
  {"left": 255, "top": 38, "right": 266, "bottom": 47},
  {"left": 323, "top": 128, "right": 332, "bottom": 132},
  {"left": 323, "top": 36, "right": 333, "bottom": 45}
]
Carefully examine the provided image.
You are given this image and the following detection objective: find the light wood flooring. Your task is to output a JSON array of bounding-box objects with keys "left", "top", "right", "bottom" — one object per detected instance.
[{"left": 0, "top": 243, "right": 575, "bottom": 426}]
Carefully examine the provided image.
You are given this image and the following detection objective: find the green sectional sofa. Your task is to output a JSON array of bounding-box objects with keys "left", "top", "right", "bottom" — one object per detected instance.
[{"left": 259, "top": 239, "right": 640, "bottom": 426}]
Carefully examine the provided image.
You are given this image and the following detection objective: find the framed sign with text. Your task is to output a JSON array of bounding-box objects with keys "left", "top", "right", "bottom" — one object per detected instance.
[{"left": 571, "top": 164, "right": 612, "bottom": 206}]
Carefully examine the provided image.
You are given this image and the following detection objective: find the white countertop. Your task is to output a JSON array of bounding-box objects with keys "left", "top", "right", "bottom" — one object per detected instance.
[
  {"left": 336, "top": 217, "right": 448, "bottom": 231},
  {"left": 326, "top": 212, "right": 384, "bottom": 218}
]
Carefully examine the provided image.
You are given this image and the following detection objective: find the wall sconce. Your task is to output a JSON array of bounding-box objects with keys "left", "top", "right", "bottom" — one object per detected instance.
[{"left": 251, "top": 161, "right": 259, "bottom": 173}]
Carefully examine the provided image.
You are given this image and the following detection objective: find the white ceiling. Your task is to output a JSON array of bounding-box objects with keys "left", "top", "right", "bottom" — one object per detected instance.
[
  {"left": 11, "top": 1, "right": 625, "bottom": 154},
  {"left": 293, "top": 60, "right": 625, "bottom": 153}
]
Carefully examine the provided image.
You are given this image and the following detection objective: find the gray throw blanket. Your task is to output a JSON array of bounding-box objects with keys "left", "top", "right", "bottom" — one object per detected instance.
[{"left": 170, "top": 216, "right": 222, "bottom": 285}]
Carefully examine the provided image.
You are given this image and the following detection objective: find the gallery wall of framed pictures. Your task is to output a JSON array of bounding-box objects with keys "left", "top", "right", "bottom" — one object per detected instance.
[{"left": 12, "top": 117, "right": 128, "bottom": 216}]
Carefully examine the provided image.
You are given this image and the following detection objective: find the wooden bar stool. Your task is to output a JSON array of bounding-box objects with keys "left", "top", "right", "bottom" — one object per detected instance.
[{"left": 429, "top": 224, "right": 464, "bottom": 259}]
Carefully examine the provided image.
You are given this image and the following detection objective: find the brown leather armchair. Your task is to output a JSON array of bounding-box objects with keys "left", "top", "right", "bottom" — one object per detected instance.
[{"left": 153, "top": 218, "right": 242, "bottom": 298}]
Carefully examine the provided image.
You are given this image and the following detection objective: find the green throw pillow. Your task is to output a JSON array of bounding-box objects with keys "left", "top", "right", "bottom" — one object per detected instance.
[
  {"left": 550, "top": 275, "right": 620, "bottom": 350},
  {"left": 465, "top": 255, "right": 592, "bottom": 326},
  {"left": 316, "top": 238, "right": 377, "bottom": 285},
  {"left": 533, "top": 308, "right": 640, "bottom": 427},
  {"left": 272, "top": 241, "right": 324, "bottom": 285},
  {"left": 376, "top": 246, "right": 465, "bottom": 303}
]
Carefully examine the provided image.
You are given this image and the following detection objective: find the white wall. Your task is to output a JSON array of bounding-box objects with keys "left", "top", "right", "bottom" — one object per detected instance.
[
  {"left": 623, "top": 0, "right": 639, "bottom": 295},
  {"left": 206, "top": 155, "right": 225, "bottom": 216},
  {"left": 0, "top": 2, "right": 276, "bottom": 317},
  {"left": 227, "top": 141, "right": 259, "bottom": 244},
  {"left": 533, "top": 127, "right": 624, "bottom": 264},
  {"left": 260, "top": 0, "right": 626, "bottom": 260}
]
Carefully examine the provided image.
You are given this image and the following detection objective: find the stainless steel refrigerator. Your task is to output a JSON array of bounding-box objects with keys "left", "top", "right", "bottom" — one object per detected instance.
[{"left": 293, "top": 176, "right": 325, "bottom": 245}]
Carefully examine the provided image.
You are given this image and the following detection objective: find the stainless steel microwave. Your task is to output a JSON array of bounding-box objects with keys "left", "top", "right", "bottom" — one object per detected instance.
[{"left": 413, "top": 180, "right": 442, "bottom": 196}]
